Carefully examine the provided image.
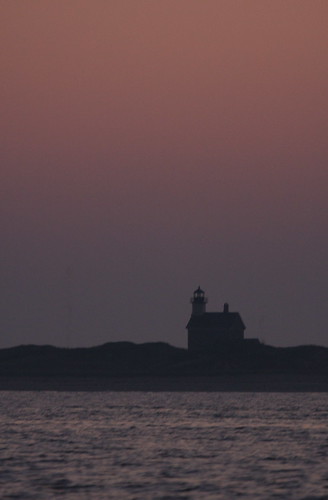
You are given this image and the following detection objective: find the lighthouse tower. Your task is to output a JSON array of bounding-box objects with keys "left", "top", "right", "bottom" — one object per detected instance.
[{"left": 190, "top": 286, "right": 207, "bottom": 316}]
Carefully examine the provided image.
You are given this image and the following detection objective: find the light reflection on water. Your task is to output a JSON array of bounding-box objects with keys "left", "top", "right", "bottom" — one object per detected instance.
[{"left": 0, "top": 392, "right": 327, "bottom": 499}]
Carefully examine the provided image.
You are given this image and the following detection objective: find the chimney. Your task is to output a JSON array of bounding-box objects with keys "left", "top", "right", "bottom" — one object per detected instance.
[{"left": 223, "top": 303, "right": 229, "bottom": 313}]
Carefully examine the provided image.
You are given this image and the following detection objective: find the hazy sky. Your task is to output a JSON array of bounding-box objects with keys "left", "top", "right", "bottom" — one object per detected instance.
[{"left": 1, "top": 1, "right": 328, "bottom": 348}]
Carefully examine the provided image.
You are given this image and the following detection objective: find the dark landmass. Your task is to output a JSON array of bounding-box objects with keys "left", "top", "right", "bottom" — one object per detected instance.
[{"left": 0, "top": 341, "right": 327, "bottom": 391}]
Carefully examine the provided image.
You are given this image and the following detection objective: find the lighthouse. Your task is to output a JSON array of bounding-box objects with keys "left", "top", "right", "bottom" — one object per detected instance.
[
  {"left": 187, "top": 287, "right": 246, "bottom": 351},
  {"left": 190, "top": 286, "right": 207, "bottom": 316}
]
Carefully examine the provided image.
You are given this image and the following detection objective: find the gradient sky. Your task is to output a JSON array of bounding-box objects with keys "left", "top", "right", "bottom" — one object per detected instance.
[{"left": 1, "top": 1, "right": 328, "bottom": 348}]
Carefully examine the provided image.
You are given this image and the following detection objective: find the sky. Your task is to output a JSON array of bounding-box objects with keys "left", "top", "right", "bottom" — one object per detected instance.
[{"left": 1, "top": 1, "right": 328, "bottom": 349}]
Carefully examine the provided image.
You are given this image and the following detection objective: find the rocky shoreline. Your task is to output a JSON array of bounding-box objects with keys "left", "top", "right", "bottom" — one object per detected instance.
[{"left": 0, "top": 374, "right": 327, "bottom": 392}]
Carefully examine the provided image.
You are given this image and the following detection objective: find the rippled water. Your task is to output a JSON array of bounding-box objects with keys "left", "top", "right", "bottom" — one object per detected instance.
[{"left": 0, "top": 391, "right": 327, "bottom": 499}]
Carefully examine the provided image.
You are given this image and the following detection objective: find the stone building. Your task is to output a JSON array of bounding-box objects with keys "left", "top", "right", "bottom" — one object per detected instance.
[{"left": 186, "top": 287, "right": 246, "bottom": 351}]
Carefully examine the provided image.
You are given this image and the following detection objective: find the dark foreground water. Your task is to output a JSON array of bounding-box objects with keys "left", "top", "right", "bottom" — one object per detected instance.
[{"left": 0, "top": 392, "right": 327, "bottom": 499}]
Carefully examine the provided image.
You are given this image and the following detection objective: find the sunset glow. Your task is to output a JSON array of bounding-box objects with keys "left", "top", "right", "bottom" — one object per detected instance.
[{"left": 1, "top": 1, "right": 328, "bottom": 347}]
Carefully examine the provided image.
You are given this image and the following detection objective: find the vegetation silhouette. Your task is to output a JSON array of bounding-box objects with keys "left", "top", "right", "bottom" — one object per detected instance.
[{"left": 0, "top": 341, "right": 327, "bottom": 391}]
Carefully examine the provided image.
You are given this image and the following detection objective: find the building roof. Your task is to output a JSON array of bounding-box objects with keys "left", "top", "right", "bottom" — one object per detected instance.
[{"left": 186, "top": 312, "right": 246, "bottom": 330}]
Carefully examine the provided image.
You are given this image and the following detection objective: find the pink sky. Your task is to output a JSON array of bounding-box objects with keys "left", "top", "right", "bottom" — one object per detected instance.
[{"left": 1, "top": 1, "right": 328, "bottom": 348}]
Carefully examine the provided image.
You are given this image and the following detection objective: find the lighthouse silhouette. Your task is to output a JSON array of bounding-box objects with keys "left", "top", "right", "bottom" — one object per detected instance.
[{"left": 186, "top": 287, "right": 246, "bottom": 351}]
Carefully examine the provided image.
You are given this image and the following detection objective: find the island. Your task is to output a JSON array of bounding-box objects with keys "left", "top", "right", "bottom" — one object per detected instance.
[{"left": 0, "top": 341, "right": 327, "bottom": 392}]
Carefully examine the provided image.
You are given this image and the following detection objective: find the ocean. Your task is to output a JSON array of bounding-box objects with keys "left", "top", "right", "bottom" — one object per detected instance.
[{"left": 0, "top": 391, "right": 327, "bottom": 499}]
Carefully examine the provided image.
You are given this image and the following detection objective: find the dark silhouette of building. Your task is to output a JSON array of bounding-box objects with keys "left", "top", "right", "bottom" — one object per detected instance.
[{"left": 186, "top": 287, "right": 246, "bottom": 351}]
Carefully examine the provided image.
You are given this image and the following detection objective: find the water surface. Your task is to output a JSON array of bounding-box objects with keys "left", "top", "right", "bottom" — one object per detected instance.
[{"left": 0, "top": 392, "right": 327, "bottom": 499}]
